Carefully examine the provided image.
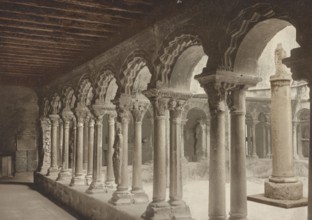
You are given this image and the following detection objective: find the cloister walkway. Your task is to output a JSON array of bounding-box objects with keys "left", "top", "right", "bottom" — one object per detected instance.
[{"left": 0, "top": 172, "right": 80, "bottom": 220}]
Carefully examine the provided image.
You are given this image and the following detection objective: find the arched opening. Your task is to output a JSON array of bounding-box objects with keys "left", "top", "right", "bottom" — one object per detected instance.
[
  {"left": 185, "top": 108, "right": 207, "bottom": 162},
  {"left": 297, "top": 108, "right": 310, "bottom": 158},
  {"left": 255, "top": 113, "right": 268, "bottom": 158}
]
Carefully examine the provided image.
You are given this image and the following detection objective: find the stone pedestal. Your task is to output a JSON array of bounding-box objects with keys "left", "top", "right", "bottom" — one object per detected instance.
[{"left": 265, "top": 44, "right": 303, "bottom": 202}]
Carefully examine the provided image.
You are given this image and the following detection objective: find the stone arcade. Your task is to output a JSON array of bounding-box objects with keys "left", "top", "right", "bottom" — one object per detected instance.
[{"left": 1, "top": 1, "right": 312, "bottom": 220}]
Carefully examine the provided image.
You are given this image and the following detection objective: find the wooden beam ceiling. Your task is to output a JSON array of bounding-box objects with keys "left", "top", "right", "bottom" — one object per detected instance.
[{"left": 0, "top": 0, "right": 174, "bottom": 86}]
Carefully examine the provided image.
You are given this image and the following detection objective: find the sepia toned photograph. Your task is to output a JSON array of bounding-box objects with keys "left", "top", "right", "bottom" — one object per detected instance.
[{"left": 0, "top": 1, "right": 311, "bottom": 219}]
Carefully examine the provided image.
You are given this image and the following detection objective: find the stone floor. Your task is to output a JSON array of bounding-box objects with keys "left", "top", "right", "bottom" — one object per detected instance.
[
  {"left": 0, "top": 172, "right": 80, "bottom": 220},
  {"left": 1, "top": 171, "right": 309, "bottom": 220}
]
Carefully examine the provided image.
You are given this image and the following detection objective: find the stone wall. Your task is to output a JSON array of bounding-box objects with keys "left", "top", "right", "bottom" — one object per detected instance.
[{"left": 0, "top": 86, "right": 39, "bottom": 173}]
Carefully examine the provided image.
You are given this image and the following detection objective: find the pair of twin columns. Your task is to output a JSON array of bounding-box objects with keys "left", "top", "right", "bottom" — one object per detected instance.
[{"left": 195, "top": 71, "right": 261, "bottom": 220}]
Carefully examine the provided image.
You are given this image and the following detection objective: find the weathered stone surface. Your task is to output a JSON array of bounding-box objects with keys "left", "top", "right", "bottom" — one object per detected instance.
[
  {"left": 34, "top": 172, "right": 143, "bottom": 220},
  {"left": 264, "top": 180, "right": 303, "bottom": 200},
  {"left": 248, "top": 194, "right": 308, "bottom": 209}
]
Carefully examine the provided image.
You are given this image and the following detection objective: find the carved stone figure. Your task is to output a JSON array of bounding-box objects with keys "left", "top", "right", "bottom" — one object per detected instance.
[{"left": 112, "top": 123, "right": 122, "bottom": 185}]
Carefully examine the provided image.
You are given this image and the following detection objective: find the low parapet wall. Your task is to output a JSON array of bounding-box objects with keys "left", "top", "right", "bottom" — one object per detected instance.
[{"left": 34, "top": 172, "right": 146, "bottom": 220}]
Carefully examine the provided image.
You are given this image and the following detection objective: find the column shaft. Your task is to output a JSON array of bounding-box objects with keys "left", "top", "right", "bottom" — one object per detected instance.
[
  {"left": 209, "top": 108, "right": 226, "bottom": 220},
  {"left": 132, "top": 121, "right": 143, "bottom": 191},
  {"left": 169, "top": 109, "right": 183, "bottom": 203},
  {"left": 48, "top": 114, "right": 59, "bottom": 176},
  {"left": 86, "top": 119, "right": 95, "bottom": 184},
  {"left": 56, "top": 115, "right": 72, "bottom": 181},
  {"left": 119, "top": 117, "right": 129, "bottom": 190},
  {"left": 229, "top": 89, "right": 248, "bottom": 220},
  {"left": 83, "top": 119, "right": 89, "bottom": 170},
  {"left": 106, "top": 114, "right": 115, "bottom": 188},
  {"left": 87, "top": 113, "right": 105, "bottom": 193},
  {"left": 308, "top": 88, "right": 312, "bottom": 219},
  {"left": 252, "top": 122, "right": 258, "bottom": 158}
]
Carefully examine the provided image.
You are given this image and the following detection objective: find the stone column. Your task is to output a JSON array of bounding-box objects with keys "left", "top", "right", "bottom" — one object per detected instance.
[
  {"left": 47, "top": 114, "right": 60, "bottom": 176},
  {"left": 85, "top": 118, "right": 95, "bottom": 185},
  {"left": 297, "top": 123, "right": 304, "bottom": 158},
  {"left": 110, "top": 95, "right": 133, "bottom": 205},
  {"left": 308, "top": 86, "right": 312, "bottom": 220},
  {"left": 83, "top": 115, "right": 90, "bottom": 171},
  {"left": 143, "top": 90, "right": 171, "bottom": 220},
  {"left": 207, "top": 85, "right": 227, "bottom": 220},
  {"left": 70, "top": 107, "right": 88, "bottom": 186},
  {"left": 251, "top": 119, "right": 258, "bottom": 158},
  {"left": 195, "top": 70, "right": 261, "bottom": 220},
  {"left": 58, "top": 121, "right": 64, "bottom": 167},
  {"left": 39, "top": 117, "right": 51, "bottom": 175},
  {"left": 181, "top": 119, "right": 187, "bottom": 160},
  {"left": 165, "top": 109, "right": 170, "bottom": 188},
  {"left": 105, "top": 112, "right": 116, "bottom": 189},
  {"left": 292, "top": 120, "right": 300, "bottom": 159},
  {"left": 228, "top": 88, "right": 248, "bottom": 220},
  {"left": 265, "top": 44, "right": 303, "bottom": 200},
  {"left": 265, "top": 121, "right": 272, "bottom": 159},
  {"left": 131, "top": 98, "right": 149, "bottom": 203},
  {"left": 168, "top": 98, "right": 192, "bottom": 219},
  {"left": 206, "top": 118, "right": 210, "bottom": 159},
  {"left": 57, "top": 111, "right": 73, "bottom": 181},
  {"left": 87, "top": 105, "right": 106, "bottom": 193}
]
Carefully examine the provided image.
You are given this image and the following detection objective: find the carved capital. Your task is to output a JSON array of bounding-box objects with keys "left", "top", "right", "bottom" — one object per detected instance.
[
  {"left": 227, "top": 86, "right": 246, "bottom": 114},
  {"left": 143, "top": 89, "right": 191, "bottom": 117},
  {"left": 89, "top": 118, "right": 95, "bottom": 128},
  {"left": 62, "top": 110, "right": 74, "bottom": 123},
  {"left": 40, "top": 117, "right": 51, "bottom": 128},
  {"left": 131, "top": 99, "right": 150, "bottom": 123},
  {"left": 49, "top": 114, "right": 60, "bottom": 124},
  {"left": 168, "top": 99, "right": 186, "bottom": 120},
  {"left": 92, "top": 104, "right": 106, "bottom": 120},
  {"left": 114, "top": 94, "right": 132, "bottom": 123},
  {"left": 75, "top": 106, "right": 89, "bottom": 123}
]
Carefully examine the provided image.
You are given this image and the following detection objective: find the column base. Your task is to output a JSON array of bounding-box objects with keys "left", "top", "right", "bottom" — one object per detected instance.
[
  {"left": 251, "top": 154, "right": 258, "bottom": 159},
  {"left": 142, "top": 201, "right": 172, "bottom": 220},
  {"left": 109, "top": 189, "right": 133, "bottom": 206},
  {"left": 228, "top": 213, "right": 248, "bottom": 220},
  {"left": 47, "top": 166, "right": 59, "bottom": 176},
  {"left": 69, "top": 175, "right": 85, "bottom": 186},
  {"left": 208, "top": 215, "right": 226, "bottom": 220},
  {"left": 131, "top": 189, "right": 149, "bottom": 204},
  {"left": 86, "top": 179, "right": 106, "bottom": 194},
  {"left": 170, "top": 200, "right": 193, "bottom": 220},
  {"left": 56, "top": 169, "right": 71, "bottom": 181},
  {"left": 105, "top": 180, "right": 116, "bottom": 190},
  {"left": 85, "top": 174, "right": 92, "bottom": 186},
  {"left": 264, "top": 179, "right": 303, "bottom": 200}
]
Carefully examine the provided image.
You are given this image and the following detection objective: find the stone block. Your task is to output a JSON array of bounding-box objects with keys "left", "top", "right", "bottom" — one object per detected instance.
[
  {"left": 248, "top": 194, "right": 308, "bottom": 209},
  {"left": 264, "top": 180, "right": 303, "bottom": 200}
]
